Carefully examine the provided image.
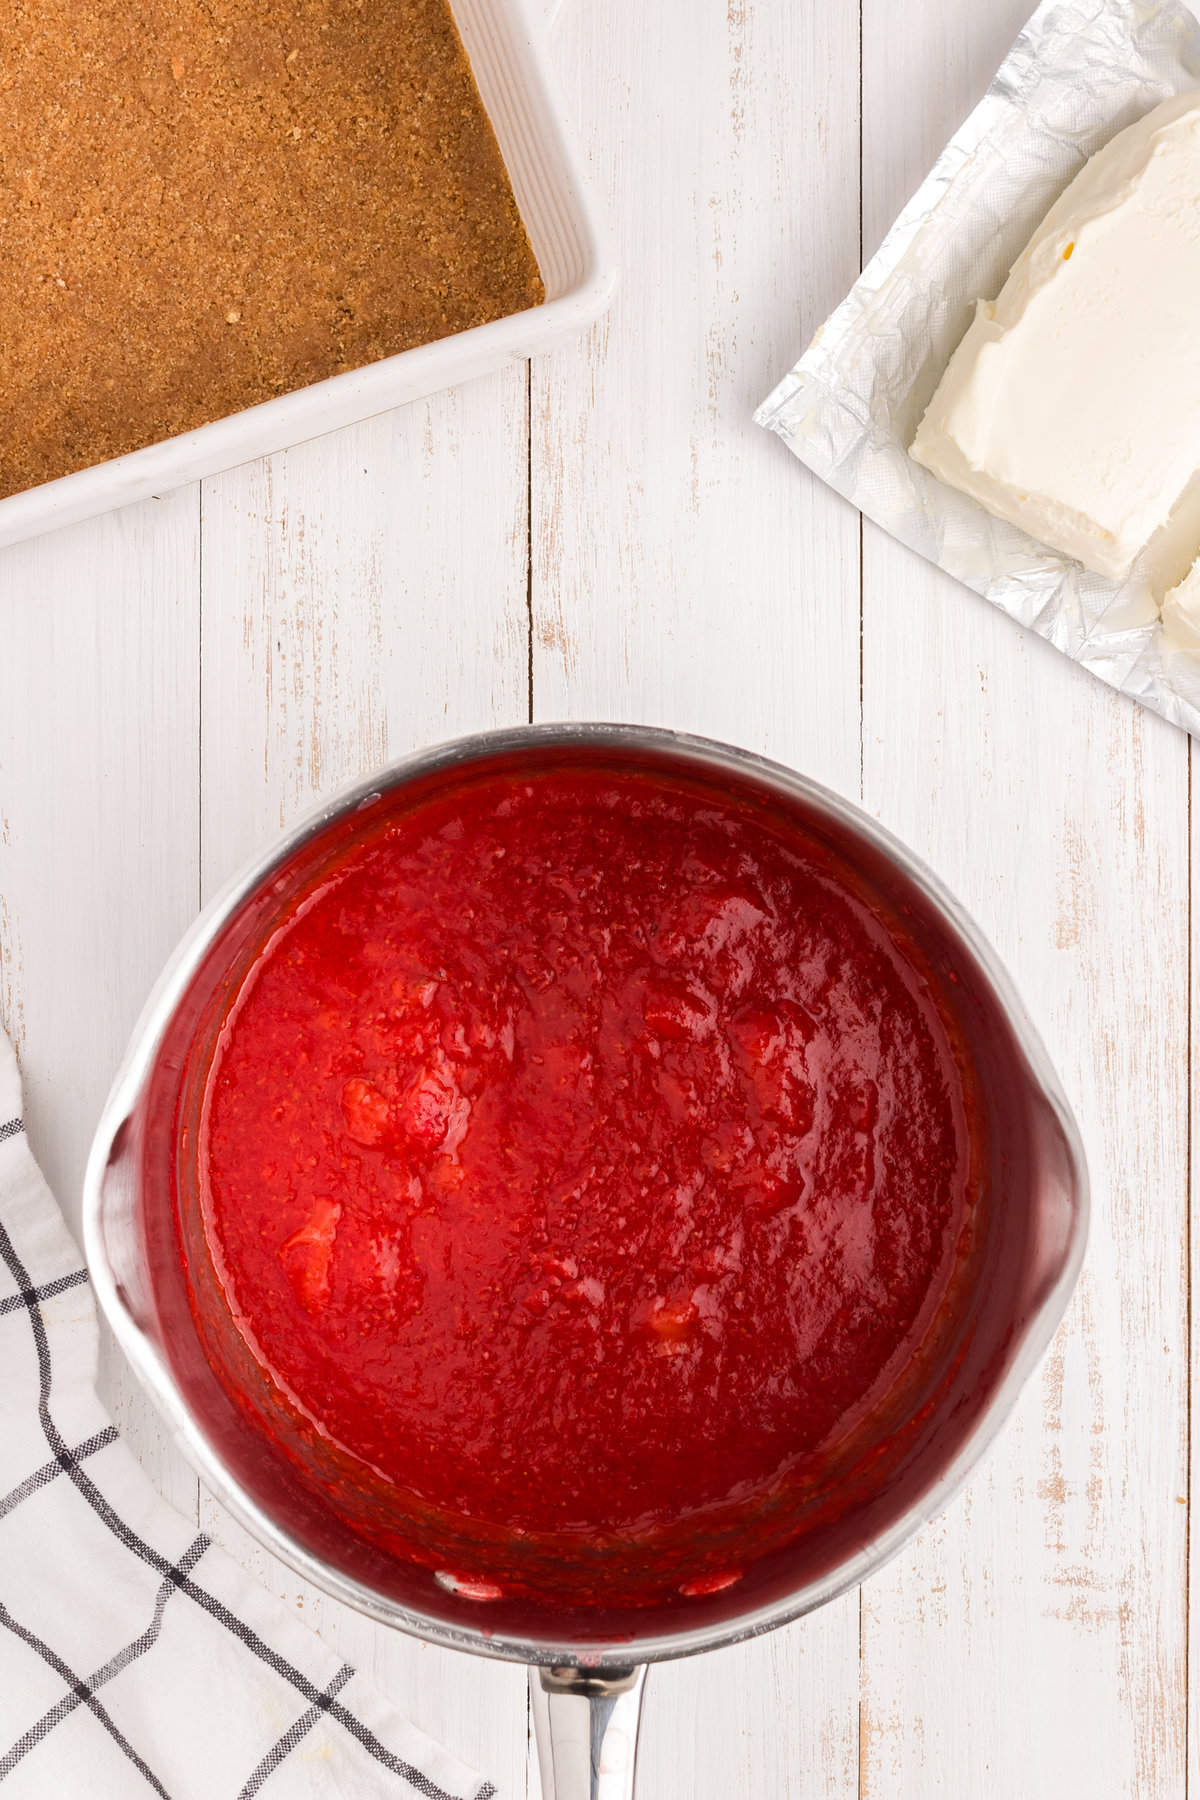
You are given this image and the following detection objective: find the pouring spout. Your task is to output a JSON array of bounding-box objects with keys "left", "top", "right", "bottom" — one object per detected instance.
[{"left": 529, "top": 1663, "right": 647, "bottom": 1800}]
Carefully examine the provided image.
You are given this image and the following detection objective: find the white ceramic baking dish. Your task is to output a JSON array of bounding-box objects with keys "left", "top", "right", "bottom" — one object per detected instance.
[{"left": 0, "top": 0, "right": 611, "bottom": 551}]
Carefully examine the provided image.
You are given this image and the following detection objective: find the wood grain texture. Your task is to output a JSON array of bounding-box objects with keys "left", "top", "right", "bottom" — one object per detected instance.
[
  {"left": 860, "top": 4, "right": 1190, "bottom": 1793},
  {"left": 859, "top": 608, "right": 1189, "bottom": 1798},
  {"left": 532, "top": 0, "right": 861, "bottom": 792},
  {"left": 1191, "top": 734, "right": 1199, "bottom": 1800},
  {"left": 531, "top": 0, "right": 863, "bottom": 1794},
  {"left": 196, "top": 371, "right": 533, "bottom": 1799},
  {"left": 0, "top": 493, "right": 202, "bottom": 1515},
  {"left": 198, "top": 382, "right": 531, "bottom": 895}
]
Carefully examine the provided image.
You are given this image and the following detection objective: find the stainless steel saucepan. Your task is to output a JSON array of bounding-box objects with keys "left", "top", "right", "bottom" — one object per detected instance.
[{"left": 83, "top": 723, "right": 1088, "bottom": 1800}]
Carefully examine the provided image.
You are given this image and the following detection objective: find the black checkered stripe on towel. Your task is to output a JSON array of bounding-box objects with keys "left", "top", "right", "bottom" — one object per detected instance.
[{"left": 0, "top": 1110, "right": 496, "bottom": 1800}]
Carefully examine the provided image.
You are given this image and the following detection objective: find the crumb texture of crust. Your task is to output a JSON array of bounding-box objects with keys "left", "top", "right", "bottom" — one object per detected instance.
[{"left": 0, "top": 0, "right": 544, "bottom": 498}]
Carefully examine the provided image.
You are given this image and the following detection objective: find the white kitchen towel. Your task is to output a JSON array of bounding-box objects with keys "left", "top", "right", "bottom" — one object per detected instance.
[{"left": 0, "top": 1029, "right": 496, "bottom": 1800}]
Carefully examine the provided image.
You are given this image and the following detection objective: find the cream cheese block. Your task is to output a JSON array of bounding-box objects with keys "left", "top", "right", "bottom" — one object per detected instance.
[
  {"left": 911, "top": 91, "right": 1200, "bottom": 581},
  {"left": 1162, "top": 555, "right": 1200, "bottom": 651}
]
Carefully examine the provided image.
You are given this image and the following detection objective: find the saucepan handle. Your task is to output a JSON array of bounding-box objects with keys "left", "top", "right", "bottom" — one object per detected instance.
[{"left": 529, "top": 1665, "right": 647, "bottom": 1800}]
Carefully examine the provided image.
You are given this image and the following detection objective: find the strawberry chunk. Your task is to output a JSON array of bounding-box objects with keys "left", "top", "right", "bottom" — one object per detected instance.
[
  {"left": 679, "top": 1569, "right": 743, "bottom": 1597},
  {"left": 341, "top": 1077, "right": 391, "bottom": 1147},
  {"left": 646, "top": 1292, "right": 698, "bottom": 1351},
  {"left": 727, "top": 1005, "right": 784, "bottom": 1067},
  {"left": 397, "top": 1070, "right": 456, "bottom": 1146},
  {"left": 728, "top": 1003, "right": 816, "bottom": 1129},
  {"left": 658, "top": 885, "right": 767, "bottom": 959},
  {"left": 643, "top": 979, "right": 714, "bottom": 1041},
  {"left": 280, "top": 1197, "right": 343, "bottom": 1312}
]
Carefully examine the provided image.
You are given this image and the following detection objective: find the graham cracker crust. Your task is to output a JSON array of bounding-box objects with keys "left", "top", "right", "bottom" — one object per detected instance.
[{"left": 0, "top": 0, "right": 544, "bottom": 498}]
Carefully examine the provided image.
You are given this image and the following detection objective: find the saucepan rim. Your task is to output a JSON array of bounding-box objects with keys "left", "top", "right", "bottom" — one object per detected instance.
[{"left": 82, "top": 720, "right": 1089, "bottom": 1668}]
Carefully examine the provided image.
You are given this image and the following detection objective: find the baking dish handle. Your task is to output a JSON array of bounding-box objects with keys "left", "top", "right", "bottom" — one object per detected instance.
[{"left": 530, "top": 1665, "right": 647, "bottom": 1800}]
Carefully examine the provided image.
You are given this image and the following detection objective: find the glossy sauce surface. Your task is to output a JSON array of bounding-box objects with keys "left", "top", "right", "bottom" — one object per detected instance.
[{"left": 198, "top": 766, "right": 978, "bottom": 1574}]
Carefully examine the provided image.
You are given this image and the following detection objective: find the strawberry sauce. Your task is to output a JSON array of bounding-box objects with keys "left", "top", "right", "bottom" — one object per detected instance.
[{"left": 196, "top": 762, "right": 980, "bottom": 1589}]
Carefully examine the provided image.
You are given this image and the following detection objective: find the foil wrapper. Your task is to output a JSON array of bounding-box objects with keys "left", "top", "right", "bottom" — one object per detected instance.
[{"left": 755, "top": 0, "right": 1200, "bottom": 736}]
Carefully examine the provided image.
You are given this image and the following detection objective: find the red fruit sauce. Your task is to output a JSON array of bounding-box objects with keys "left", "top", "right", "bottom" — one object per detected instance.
[{"left": 193, "top": 762, "right": 982, "bottom": 1603}]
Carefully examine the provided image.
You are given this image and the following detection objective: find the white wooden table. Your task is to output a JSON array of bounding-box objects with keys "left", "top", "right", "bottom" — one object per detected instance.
[{"left": 0, "top": 1, "right": 1188, "bottom": 1793}]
